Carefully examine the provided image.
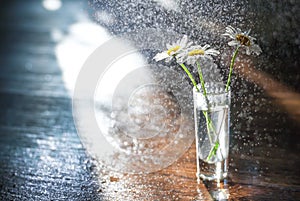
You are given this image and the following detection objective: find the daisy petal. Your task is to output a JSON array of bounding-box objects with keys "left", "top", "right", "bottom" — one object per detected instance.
[
  {"left": 180, "top": 35, "right": 188, "bottom": 46},
  {"left": 228, "top": 40, "right": 239, "bottom": 46},
  {"left": 245, "top": 47, "right": 251, "bottom": 55},
  {"left": 154, "top": 52, "right": 169, "bottom": 61},
  {"left": 251, "top": 44, "right": 262, "bottom": 55}
]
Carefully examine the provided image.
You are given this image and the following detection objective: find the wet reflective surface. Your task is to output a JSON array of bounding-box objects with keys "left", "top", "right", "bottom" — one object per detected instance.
[
  {"left": 0, "top": 0, "right": 299, "bottom": 200},
  {"left": 0, "top": 1, "right": 102, "bottom": 200}
]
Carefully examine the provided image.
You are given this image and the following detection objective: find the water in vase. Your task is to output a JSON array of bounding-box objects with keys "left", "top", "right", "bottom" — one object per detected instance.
[{"left": 194, "top": 105, "right": 230, "bottom": 181}]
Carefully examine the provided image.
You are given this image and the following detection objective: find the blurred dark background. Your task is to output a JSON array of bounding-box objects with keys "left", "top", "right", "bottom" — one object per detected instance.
[{"left": 90, "top": 0, "right": 300, "bottom": 91}]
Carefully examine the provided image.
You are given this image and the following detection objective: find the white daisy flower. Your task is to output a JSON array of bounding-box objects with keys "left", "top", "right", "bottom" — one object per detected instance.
[
  {"left": 177, "top": 44, "right": 220, "bottom": 65},
  {"left": 154, "top": 35, "right": 192, "bottom": 62},
  {"left": 223, "top": 25, "right": 262, "bottom": 55}
]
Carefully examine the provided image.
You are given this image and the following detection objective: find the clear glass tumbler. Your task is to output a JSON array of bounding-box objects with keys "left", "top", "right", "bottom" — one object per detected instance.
[{"left": 193, "top": 82, "right": 231, "bottom": 182}]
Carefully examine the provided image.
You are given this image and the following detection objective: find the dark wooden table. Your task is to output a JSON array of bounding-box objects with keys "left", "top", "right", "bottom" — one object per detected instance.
[{"left": 0, "top": 0, "right": 299, "bottom": 200}]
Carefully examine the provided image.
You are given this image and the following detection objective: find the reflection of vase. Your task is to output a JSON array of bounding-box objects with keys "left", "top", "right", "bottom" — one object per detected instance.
[{"left": 193, "top": 82, "right": 231, "bottom": 182}]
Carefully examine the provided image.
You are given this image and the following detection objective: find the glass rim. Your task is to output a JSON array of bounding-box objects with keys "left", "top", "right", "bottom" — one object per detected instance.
[{"left": 193, "top": 82, "right": 231, "bottom": 96}]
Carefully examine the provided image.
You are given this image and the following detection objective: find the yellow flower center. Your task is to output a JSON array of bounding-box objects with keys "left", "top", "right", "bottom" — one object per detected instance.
[
  {"left": 236, "top": 34, "right": 251, "bottom": 46},
  {"left": 167, "top": 46, "right": 180, "bottom": 55},
  {"left": 188, "top": 49, "right": 205, "bottom": 56}
]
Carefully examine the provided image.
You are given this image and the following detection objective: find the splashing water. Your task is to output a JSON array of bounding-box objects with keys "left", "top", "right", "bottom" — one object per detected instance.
[{"left": 85, "top": 0, "right": 300, "bottom": 179}]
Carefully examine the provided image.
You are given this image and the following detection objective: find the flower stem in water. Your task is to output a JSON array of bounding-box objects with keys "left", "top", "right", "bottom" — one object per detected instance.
[{"left": 195, "top": 61, "right": 219, "bottom": 161}]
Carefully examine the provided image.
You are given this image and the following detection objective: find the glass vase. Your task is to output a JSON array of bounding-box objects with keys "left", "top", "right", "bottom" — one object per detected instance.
[{"left": 193, "top": 82, "right": 231, "bottom": 182}]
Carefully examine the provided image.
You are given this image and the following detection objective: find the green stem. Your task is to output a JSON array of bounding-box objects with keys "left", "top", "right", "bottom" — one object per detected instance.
[
  {"left": 203, "top": 110, "right": 219, "bottom": 161},
  {"left": 195, "top": 61, "right": 219, "bottom": 161},
  {"left": 205, "top": 101, "right": 227, "bottom": 161},
  {"left": 196, "top": 61, "right": 207, "bottom": 97},
  {"left": 207, "top": 141, "right": 220, "bottom": 161},
  {"left": 225, "top": 46, "right": 240, "bottom": 92},
  {"left": 206, "top": 47, "right": 239, "bottom": 161},
  {"left": 179, "top": 63, "right": 199, "bottom": 92},
  {"left": 195, "top": 62, "right": 213, "bottom": 145},
  {"left": 203, "top": 111, "right": 213, "bottom": 145}
]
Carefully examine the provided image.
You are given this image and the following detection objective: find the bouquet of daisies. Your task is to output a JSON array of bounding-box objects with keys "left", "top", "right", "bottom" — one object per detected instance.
[{"left": 154, "top": 25, "right": 262, "bottom": 160}]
